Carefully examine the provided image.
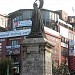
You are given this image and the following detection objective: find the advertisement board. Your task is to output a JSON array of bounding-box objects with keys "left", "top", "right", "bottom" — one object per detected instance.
[
  {"left": 0, "top": 29, "right": 30, "bottom": 38},
  {"left": 69, "top": 46, "right": 74, "bottom": 56},
  {"left": 18, "top": 20, "right": 32, "bottom": 27},
  {"left": 69, "top": 40, "right": 74, "bottom": 56},
  {"left": 69, "top": 40, "right": 74, "bottom": 45},
  {"left": 13, "top": 20, "right": 32, "bottom": 28}
]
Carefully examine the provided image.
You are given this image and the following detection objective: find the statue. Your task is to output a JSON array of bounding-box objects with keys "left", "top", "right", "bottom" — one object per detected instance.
[{"left": 27, "top": 0, "right": 44, "bottom": 38}]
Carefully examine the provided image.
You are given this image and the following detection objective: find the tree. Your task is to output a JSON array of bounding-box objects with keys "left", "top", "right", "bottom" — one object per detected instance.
[
  {"left": 52, "top": 62, "right": 70, "bottom": 75},
  {"left": 0, "top": 58, "right": 12, "bottom": 75},
  {"left": 58, "top": 63, "right": 70, "bottom": 75}
]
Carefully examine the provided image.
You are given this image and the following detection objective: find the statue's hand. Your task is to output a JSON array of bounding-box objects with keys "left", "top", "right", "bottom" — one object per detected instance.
[{"left": 39, "top": 0, "right": 44, "bottom": 9}]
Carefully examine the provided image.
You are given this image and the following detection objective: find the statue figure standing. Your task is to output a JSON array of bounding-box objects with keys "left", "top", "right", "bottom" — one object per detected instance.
[{"left": 27, "top": 0, "right": 44, "bottom": 38}]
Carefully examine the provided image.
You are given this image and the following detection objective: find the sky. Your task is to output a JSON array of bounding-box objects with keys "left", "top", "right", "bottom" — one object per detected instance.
[{"left": 0, "top": 0, "right": 75, "bottom": 16}]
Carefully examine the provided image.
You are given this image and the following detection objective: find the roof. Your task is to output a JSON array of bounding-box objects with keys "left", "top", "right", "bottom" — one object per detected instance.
[{"left": 8, "top": 9, "right": 59, "bottom": 17}]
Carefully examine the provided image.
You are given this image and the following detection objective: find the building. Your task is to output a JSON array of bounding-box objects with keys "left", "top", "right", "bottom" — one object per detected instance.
[
  {"left": 0, "top": 14, "right": 8, "bottom": 61},
  {"left": 0, "top": 9, "right": 75, "bottom": 74},
  {"left": 0, "top": 9, "right": 60, "bottom": 73},
  {"left": 8, "top": 9, "right": 59, "bottom": 31},
  {"left": 0, "top": 14, "right": 8, "bottom": 31}
]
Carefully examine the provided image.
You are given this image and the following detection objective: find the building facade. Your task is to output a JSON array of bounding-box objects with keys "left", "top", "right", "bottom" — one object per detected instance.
[
  {"left": 0, "top": 14, "right": 8, "bottom": 31},
  {"left": 0, "top": 9, "right": 60, "bottom": 73},
  {"left": 0, "top": 9, "right": 75, "bottom": 74}
]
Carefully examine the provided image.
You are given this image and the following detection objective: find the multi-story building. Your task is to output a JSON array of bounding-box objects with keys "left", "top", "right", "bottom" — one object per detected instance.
[
  {"left": 8, "top": 9, "right": 59, "bottom": 31},
  {"left": 0, "top": 9, "right": 75, "bottom": 74},
  {"left": 56, "top": 10, "right": 68, "bottom": 22},
  {"left": 0, "top": 9, "right": 60, "bottom": 73},
  {"left": 67, "top": 16, "right": 75, "bottom": 74},
  {"left": 56, "top": 10, "right": 75, "bottom": 74}
]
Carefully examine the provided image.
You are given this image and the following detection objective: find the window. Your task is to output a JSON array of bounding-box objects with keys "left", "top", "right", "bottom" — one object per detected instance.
[
  {"left": 23, "top": 10, "right": 32, "bottom": 20},
  {"left": 16, "top": 16, "right": 19, "bottom": 21},
  {"left": 0, "top": 49, "right": 1, "bottom": 52},
  {"left": 61, "top": 37, "right": 68, "bottom": 44},
  {"left": 0, "top": 51, "right": 1, "bottom": 54},
  {"left": 11, "top": 40, "right": 18, "bottom": 46},
  {"left": 69, "top": 27, "right": 73, "bottom": 31},
  {"left": 55, "top": 14, "right": 57, "bottom": 21},
  {"left": 69, "top": 32, "right": 73, "bottom": 40},
  {"left": 61, "top": 50, "right": 67, "bottom": 57},
  {"left": 19, "top": 15, "right": 22, "bottom": 20},
  {"left": 50, "top": 12, "right": 52, "bottom": 20},
  {"left": 1, "top": 18, "right": 3, "bottom": 25},
  {"left": 56, "top": 14, "right": 59, "bottom": 21},
  {"left": 52, "top": 13, "right": 54, "bottom": 20},
  {"left": 0, "top": 46, "right": 2, "bottom": 48}
]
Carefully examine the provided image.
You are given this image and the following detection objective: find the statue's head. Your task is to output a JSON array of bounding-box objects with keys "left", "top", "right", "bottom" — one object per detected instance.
[
  {"left": 33, "top": 0, "right": 44, "bottom": 9},
  {"left": 33, "top": 2, "right": 38, "bottom": 9}
]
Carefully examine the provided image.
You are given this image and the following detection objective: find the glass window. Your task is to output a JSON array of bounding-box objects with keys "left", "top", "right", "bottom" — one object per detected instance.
[
  {"left": 1, "top": 18, "right": 3, "bottom": 25},
  {"left": 45, "top": 11, "right": 49, "bottom": 20},
  {"left": 74, "top": 35, "right": 75, "bottom": 42},
  {"left": 16, "top": 16, "right": 19, "bottom": 21},
  {"left": 69, "top": 32, "right": 73, "bottom": 40},
  {"left": 23, "top": 10, "right": 32, "bottom": 20},
  {"left": 61, "top": 37, "right": 65, "bottom": 42},
  {"left": 61, "top": 37, "right": 68, "bottom": 44},
  {"left": 50, "top": 12, "right": 52, "bottom": 20},
  {"left": 56, "top": 14, "right": 59, "bottom": 21},
  {"left": 41, "top": 11, "right": 46, "bottom": 20},
  {"left": 11, "top": 40, "right": 18, "bottom": 46},
  {"left": 0, "top": 49, "right": 2, "bottom": 51},
  {"left": 51, "top": 13, "right": 54, "bottom": 20},
  {"left": 69, "top": 27, "right": 73, "bottom": 31},
  {"left": 0, "top": 46, "right": 2, "bottom": 48},
  {"left": 19, "top": 15, "right": 22, "bottom": 20},
  {"left": 54, "top": 14, "right": 57, "bottom": 21}
]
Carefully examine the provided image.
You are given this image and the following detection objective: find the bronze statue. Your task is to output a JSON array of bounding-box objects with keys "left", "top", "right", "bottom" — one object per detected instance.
[{"left": 27, "top": 0, "right": 44, "bottom": 38}]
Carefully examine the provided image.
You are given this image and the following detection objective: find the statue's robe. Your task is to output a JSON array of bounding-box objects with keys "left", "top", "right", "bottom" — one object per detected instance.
[{"left": 31, "top": 6, "right": 44, "bottom": 34}]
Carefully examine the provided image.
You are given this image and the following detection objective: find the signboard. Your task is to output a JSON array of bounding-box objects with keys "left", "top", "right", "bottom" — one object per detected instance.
[
  {"left": 0, "top": 29, "right": 30, "bottom": 38},
  {"left": 13, "top": 20, "right": 32, "bottom": 28},
  {"left": 6, "top": 45, "right": 20, "bottom": 49},
  {"left": 69, "top": 40, "right": 75, "bottom": 56},
  {"left": 69, "top": 46, "right": 74, "bottom": 56},
  {"left": 68, "top": 40, "right": 75, "bottom": 70},
  {"left": 69, "top": 40, "right": 74, "bottom": 45},
  {"left": 18, "top": 20, "right": 32, "bottom": 26}
]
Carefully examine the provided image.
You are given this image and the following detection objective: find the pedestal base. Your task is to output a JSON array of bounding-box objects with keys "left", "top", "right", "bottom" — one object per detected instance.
[{"left": 21, "top": 38, "right": 52, "bottom": 75}]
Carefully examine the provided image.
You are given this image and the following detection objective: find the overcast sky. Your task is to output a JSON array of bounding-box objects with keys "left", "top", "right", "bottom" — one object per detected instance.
[{"left": 0, "top": 0, "right": 75, "bottom": 16}]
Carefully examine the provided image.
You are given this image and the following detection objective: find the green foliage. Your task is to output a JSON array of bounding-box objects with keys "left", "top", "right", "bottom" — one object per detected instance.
[
  {"left": 0, "top": 58, "right": 12, "bottom": 75},
  {"left": 52, "top": 62, "right": 70, "bottom": 75}
]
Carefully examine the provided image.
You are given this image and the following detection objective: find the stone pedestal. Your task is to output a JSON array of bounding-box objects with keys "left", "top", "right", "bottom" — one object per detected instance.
[{"left": 21, "top": 38, "right": 53, "bottom": 75}]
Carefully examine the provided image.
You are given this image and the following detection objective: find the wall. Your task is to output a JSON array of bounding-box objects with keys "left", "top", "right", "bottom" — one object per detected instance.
[{"left": 45, "top": 30, "right": 61, "bottom": 65}]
